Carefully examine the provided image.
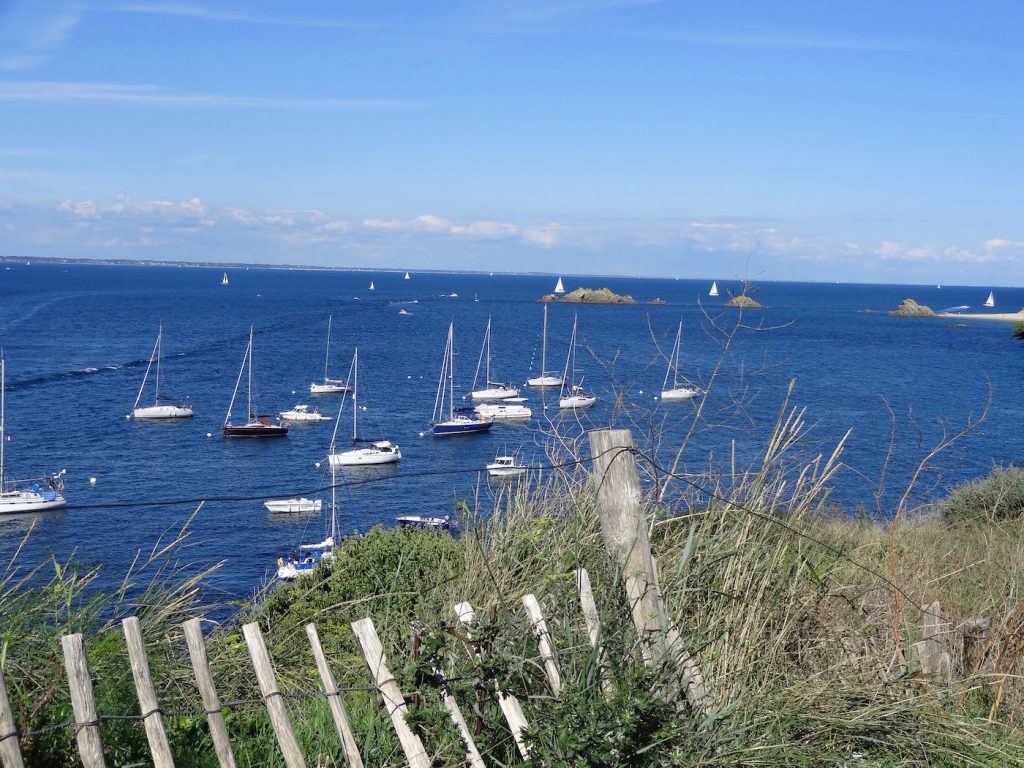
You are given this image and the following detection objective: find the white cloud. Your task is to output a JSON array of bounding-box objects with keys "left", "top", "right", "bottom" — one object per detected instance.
[{"left": 0, "top": 5, "right": 84, "bottom": 71}]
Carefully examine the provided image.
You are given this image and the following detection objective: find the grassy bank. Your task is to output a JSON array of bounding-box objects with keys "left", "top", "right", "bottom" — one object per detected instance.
[{"left": 5, "top": 433, "right": 1024, "bottom": 766}]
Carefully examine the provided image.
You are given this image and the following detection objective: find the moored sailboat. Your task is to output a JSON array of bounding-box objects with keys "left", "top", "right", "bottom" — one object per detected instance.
[
  {"left": 660, "top": 321, "right": 701, "bottom": 401},
  {"left": 130, "top": 324, "right": 193, "bottom": 419},
  {"left": 559, "top": 315, "right": 597, "bottom": 410},
  {"left": 329, "top": 349, "right": 402, "bottom": 466},
  {"left": 470, "top": 318, "right": 519, "bottom": 401},
  {"left": 526, "top": 304, "right": 564, "bottom": 387},
  {"left": 310, "top": 315, "right": 350, "bottom": 394},
  {"left": 224, "top": 327, "right": 288, "bottom": 437},
  {"left": 432, "top": 324, "right": 493, "bottom": 436},
  {"left": 276, "top": 468, "right": 337, "bottom": 580}
]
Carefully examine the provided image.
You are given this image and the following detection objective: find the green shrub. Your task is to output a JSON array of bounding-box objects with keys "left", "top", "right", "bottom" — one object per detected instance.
[{"left": 940, "top": 465, "right": 1024, "bottom": 522}]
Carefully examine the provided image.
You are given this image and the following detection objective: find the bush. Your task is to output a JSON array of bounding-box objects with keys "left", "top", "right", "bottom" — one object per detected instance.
[{"left": 940, "top": 465, "right": 1024, "bottom": 522}]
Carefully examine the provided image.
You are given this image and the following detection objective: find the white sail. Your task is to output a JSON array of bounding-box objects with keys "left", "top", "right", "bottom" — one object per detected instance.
[
  {"left": 709, "top": 281, "right": 719, "bottom": 297},
  {"left": 404, "top": 272, "right": 411, "bottom": 280},
  {"left": 221, "top": 272, "right": 228, "bottom": 285},
  {"left": 984, "top": 291, "right": 995, "bottom": 308},
  {"left": 554, "top": 277, "right": 565, "bottom": 294},
  {"left": 130, "top": 324, "right": 193, "bottom": 419},
  {"left": 369, "top": 281, "right": 375, "bottom": 291}
]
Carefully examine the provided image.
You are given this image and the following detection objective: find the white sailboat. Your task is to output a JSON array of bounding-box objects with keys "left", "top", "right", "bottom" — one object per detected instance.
[
  {"left": 310, "top": 315, "right": 350, "bottom": 394},
  {"left": 369, "top": 281, "right": 375, "bottom": 291},
  {"left": 984, "top": 291, "right": 995, "bottom": 308},
  {"left": 660, "top": 321, "right": 701, "bottom": 401},
  {"left": 224, "top": 327, "right": 288, "bottom": 437},
  {"left": 709, "top": 281, "right": 719, "bottom": 297},
  {"left": 276, "top": 467, "right": 337, "bottom": 580},
  {"left": 404, "top": 272, "right": 411, "bottom": 280},
  {"left": 329, "top": 349, "right": 402, "bottom": 466},
  {"left": 130, "top": 324, "right": 193, "bottom": 420},
  {"left": 0, "top": 358, "right": 66, "bottom": 514},
  {"left": 526, "top": 304, "right": 564, "bottom": 387},
  {"left": 470, "top": 318, "right": 519, "bottom": 401},
  {"left": 554, "top": 277, "right": 565, "bottom": 294},
  {"left": 559, "top": 315, "right": 597, "bottom": 410},
  {"left": 432, "top": 324, "right": 493, "bottom": 436},
  {"left": 221, "top": 272, "right": 229, "bottom": 286}
]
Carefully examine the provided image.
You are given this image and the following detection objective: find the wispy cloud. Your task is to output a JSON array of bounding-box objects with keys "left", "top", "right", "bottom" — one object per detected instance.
[
  {"left": 103, "top": 3, "right": 373, "bottom": 30},
  {"left": 0, "top": 81, "right": 420, "bottom": 110},
  {"left": 627, "top": 29, "right": 920, "bottom": 54},
  {"left": 0, "top": 3, "right": 84, "bottom": 71}
]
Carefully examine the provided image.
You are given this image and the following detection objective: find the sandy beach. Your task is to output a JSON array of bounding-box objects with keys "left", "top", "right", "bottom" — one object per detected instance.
[{"left": 938, "top": 309, "right": 1024, "bottom": 321}]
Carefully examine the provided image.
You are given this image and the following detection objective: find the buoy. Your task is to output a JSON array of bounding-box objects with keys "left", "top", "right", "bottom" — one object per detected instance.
[
  {"left": 89, "top": 477, "right": 97, "bottom": 485},
  {"left": 206, "top": 432, "right": 212, "bottom": 437},
  {"left": 419, "top": 432, "right": 425, "bottom": 437},
  {"left": 362, "top": 406, "right": 367, "bottom": 411},
  {"left": 407, "top": 375, "right": 412, "bottom": 379},
  {"left": 639, "top": 390, "right": 643, "bottom": 395},
  {"left": 124, "top": 414, "right": 130, "bottom": 420},
  {"left": 315, "top": 462, "right": 321, "bottom": 468},
  {"left": 291, "top": 390, "right": 296, "bottom": 394}
]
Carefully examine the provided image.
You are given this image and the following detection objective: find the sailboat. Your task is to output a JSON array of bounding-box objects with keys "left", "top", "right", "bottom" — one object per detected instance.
[
  {"left": 709, "top": 281, "right": 719, "bottom": 297},
  {"left": 223, "top": 327, "right": 288, "bottom": 437},
  {"left": 310, "top": 315, "right": 350, "bottom": 394},
  {"left": 984, "top": 291, "right": 995, "bottom": 308},
  {"left": 276, "top": 466, "right": 337, "bottom": 580},
  {"left": 554, "top": 277, "right": 565, "bottom": 294},
  {"left": 369, "top": 281, "right": 375, "bottom": 291},
  {"left": 0, "top": 358, "right": 66, "bottom": 514},
  {"left": 660, "top": 321, "right": 701, "bottom": 401},
  {"left": 559, "top": 315, "right": 597, "bottom": 410},
  {"left": 404, "top": 272, "right": 411, "bottom": 280},
  {"left": 221, "top": 272, "right": 229, "bottom": 286},
  {"left": 470, "top": 318, "right": 519, "bottom": 401},
  {"left": 329, "top": 349, "right": 402, "bottom": 466},
  {"left": 431, "top": 323, "right": 493, "bottom": 436},
  {"left": 129, "top": 324, "right": 193, "bottom": 419},
  {"left": 526, "top": 305, "right": 564, "bottom": 387}
]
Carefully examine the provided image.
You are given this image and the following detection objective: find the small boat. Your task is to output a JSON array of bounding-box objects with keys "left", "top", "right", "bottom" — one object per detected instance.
[
  {"left": 0, "top": 358, "right": 67, "bottom": 515},
  {"left": 432, "top": 324, "right": 493, "bottom": 436},
  {"left": 984, "top": 291, "right": 995, "bottom": 308},
  {"left": 264, "top": 498, "right": 322, "bottom": 514},
  {"left": 404, "top": 272, "right": 411, "bottom": 280},
  {"left": 277, "top": 469, "right": 338, "bottom": 580},
  {"left": 399, "top": 309, "right": 410, "bottom": 316},
  {"left": 709, "top": 281, "right": 719, "bottom": 297},
  {"left": 487, "top": 455, "right": 527, "bottom": 478},
  {"left": 369, "top": 281, "right": 375, "bottom": 291},
  {"left": 221, "top": 272, "right": 229, "bottom": 286},
  {"left": 475, "top": 398, "right": 532, "bottom": 421},
  {"left": 471, "top": 318, "right": 519, "bottom": 401},
  {"left": 310, "top": 315, "right": 350, "bottom": 394},
  {"left": 474, "top": 294, "right": 479, "bottom": 302},
  {"left": 130, "top": 324, "right": 193, "bottom": 419},
  {"left": 329, "top": 349, "right": 402, "bottom": 466},
  {"left": 559, "top": 316, "right": 597, "bottom": 410},
  {"left": 396, "top": 514, "right": 453, "bottom": 530},
  {"left": 527, "top": 304, "right": 564, "bottom": 388},
  {"left": 448, "top": 293, "right": 459, "bottom": 298},
  {"left": 224, "top": 327, "right": 288, "bottom": 438},
  {"left": 554, "top": 277, "right": 565, "bottom": 294},
  {"left": 279, "top": 404, "right": 331, "bottom": 422},
  {"left": 661, "top": 321, "right": 702, "bottom": 401}
]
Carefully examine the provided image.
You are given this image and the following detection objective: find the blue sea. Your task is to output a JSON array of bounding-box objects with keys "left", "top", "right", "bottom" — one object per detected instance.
[{"left": 1, "top": 263, "right": 1020, "bottom": 603}]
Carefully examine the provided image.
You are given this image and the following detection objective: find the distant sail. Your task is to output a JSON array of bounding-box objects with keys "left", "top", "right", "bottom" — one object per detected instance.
[
  {"left": 554, "top": 277, "right": 565, "bottom": 294},
  {"left": 369, "top": 281, "right": 375, "bottom": 291},
  {"left": 709, "top": 281, "right": 718, "bottom": 297},
  {"left": 984, "top": 291, "right": 995, "bottom": 308},
  {"left": 221, "top": 272, "right": 229, "bottom": 285},
  {"left": 404, "top": 272, "right": 410, "bottom": 280}
]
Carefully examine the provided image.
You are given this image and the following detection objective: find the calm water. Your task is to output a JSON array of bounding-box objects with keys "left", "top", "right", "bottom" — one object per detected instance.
[{"left": 1, "top": 264, "right": 1020, "bottom": 601}]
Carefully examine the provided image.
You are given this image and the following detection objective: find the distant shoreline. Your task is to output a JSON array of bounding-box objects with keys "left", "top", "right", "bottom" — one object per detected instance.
[{"left": 938, "top": 310, "right": 1024, "bottom": 321}]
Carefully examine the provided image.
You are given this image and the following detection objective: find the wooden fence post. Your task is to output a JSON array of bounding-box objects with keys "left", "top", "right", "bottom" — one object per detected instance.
[
  {"left": 304, "top": 624, "right": 364, "bottom": 768},
  {"left": 60, "top": 633, "right": 107, "bottom": 768},
  {"left": 913, "top": 601, "right": 952, "bottom": 683},
  {"left": 587, "top": 429, "right": 709, "bottom": 713},
  {"left": 962, "top": 618, "right": 990, "bottom": 674},
  {"left": 122, "top": 617, "right": 175, "bottom": 768},
  {"left": 182, "top": 619, "right": 236, "bottom": 768},
  {"left": 454, "top": 602, "right": 531, "bottom": 761},
  {"left": 0, "top": 663, "right": 24, "bottom": 768},
  {"left": 432, "top": 669, "right": 486, "bottom": 768},
  {"left": 521, "top": 594, "right": 561, "bottom": 697},
  {"left": 349, "top": 618, "right": 431, "bottom": 768},
  {"left": 241, "top": 623, "right": 306, "bottom": 768},
  {"left": 575, "top": 568, "right": 614, "bottom": 696}
]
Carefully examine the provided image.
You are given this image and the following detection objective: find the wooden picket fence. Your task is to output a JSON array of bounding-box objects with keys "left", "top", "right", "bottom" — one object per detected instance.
[{"left": 0, "top": 429, "right": 987, "bottom": 767}]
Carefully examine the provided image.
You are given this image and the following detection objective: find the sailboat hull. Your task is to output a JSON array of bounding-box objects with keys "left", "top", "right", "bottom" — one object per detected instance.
[
  {"left": 329, "top": 443, "right": 402, "bottom": 466},
  {"left": 223, "top": 421, "right": 288, "bottom": 437},
  {"left": 527, "top": 375, "right": 563, "bottom": 387},
  {"left": 132, "top": 404, "right": 193, "bottom": 419},
  {"left": 471, "top": 385, "right": 520, "bottom": 401},
  {"left": 559, "top": 395, "right": 597, "bottom": 409},
  {"left": 310, "top": 382, "right": 349, "bottom": 394},
  {"left": 0, "top": 490, "right": 66, "bottom": 515},
  {"left": 661, "top": 387, "right": 701, "bottom": 401},
  {"left": 433, "top": 418, "right": 493, "bottom": 436}
]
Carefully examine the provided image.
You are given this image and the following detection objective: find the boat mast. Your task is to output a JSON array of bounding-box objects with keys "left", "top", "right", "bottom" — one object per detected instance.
[
  {"left": 225, "top": 329, "right": 248, "bottom": 426},
  {"left": 132, "top": 328, "right": 160, "bottom": 415},
  {"left": 485, "top": 318, "right": 492, "bottom": 385},
  {"left": 560, "top": 315, "right": 577, "bottom": 398},
  {"left": 324, "top": 315, "right": 333, "bottom": 383},
  {"left": 352, "top": 348, "right": 358, "bottom": 441},
  {"left": 154, "top": 323, "right": 162, "bottom": 404},
  {"left": 1, "top": 357, "right": 5, "bottom": 488},
  {"left": 541, "top": 305, "right": 548, "bottom": 376},
  {"left": 330, "top": 464, "right": 337, "bottom": 543},
  {"left": 247, "top": 326, "right": 254, "bottom": 420},
  {"left": 447, "top": 325, "right": 456, "bottom": 420},
  {"left": 663, "top": 321, "right": 682, "bottom": 391},
  {"left": 431, "top": 324, "right": 451, "bottom": 424}
]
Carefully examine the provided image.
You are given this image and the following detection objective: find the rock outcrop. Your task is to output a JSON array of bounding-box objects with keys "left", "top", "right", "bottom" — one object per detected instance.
[
  {"left": 723, "top": 294, "right": 764, "bottom": 309},
  {"left": 648, "top": 298, "right": 666, "bottom": 305},
  {"left": 888, "top": 298, "right": 938, "bottom": 317},
  {"left": 540, "top": 287, "right": 636, "bottom": 304}
]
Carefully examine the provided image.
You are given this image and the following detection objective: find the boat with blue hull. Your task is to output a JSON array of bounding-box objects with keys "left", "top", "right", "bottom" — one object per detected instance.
[{"left": 431, "top": 323, "right": 493, "bottom": 436}]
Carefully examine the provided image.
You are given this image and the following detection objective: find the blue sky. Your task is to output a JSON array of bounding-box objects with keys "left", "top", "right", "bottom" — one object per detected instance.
[{"left": 0, "top": 1, "right": 1022, "bottom": 284}]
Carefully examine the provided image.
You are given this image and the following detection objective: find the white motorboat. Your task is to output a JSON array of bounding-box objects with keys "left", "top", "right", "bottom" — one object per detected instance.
[
  {"left": 709, "top": 281, "right": 719, "bottom": 297},
  {"left": 276, "top": 468, "right": 338, "bottom": 580},
  {"left": 526, "top": 304, "right": 564, "bottom": 387},
  {"left": 264, "top": 498, "right": 322, "bottom": 513},
  {"left": 280, "top": 404, "right": 331, "bottom": 422},
  {"left": 487, "top": 455, "right": 527, "bottom": 478},
  {"left": 470, "top": 318, "right": 519, "bottom": 401},
  {"left": 329, "top": 349, "right": 402, "bottom": 466},
  {"left": 660, "top": 321, "right": 702, "bottom": 401},
  {"left": 432, "top": 324, "right": 493, "bottom": 436},
  {"left": 984, "top": 291, "right": 995, "bottom": 308},
  {"left": 310, "top": 315, "right": 350, "bottom": 394},
  {"left": 396, "top": 514, "right": 453, "bottom": 530},
  {"left": 224, "top": 327, "right": 288, "bottom": 438},
  {"left": 0, "top": 358, "right": 67, "bottom": 515},
  {"left": 221, "top": 272, "right": 229, "bottom": 286},
  {"left": 474, "top": 398, "right": 532, "bottom": 421},
  {"left": 554, "top": 277, "right": 565, "bottom": 294},
  {"left": 130, "top": 324, "right": 193, "bottom": 420},
  {"left": 559, "top": 316, "right": 597, "bottom": 410}
]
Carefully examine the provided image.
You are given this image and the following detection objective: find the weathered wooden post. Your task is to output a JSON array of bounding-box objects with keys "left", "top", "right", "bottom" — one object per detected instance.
[
  {"left": 61, "top": 633, "right": 107, "bottom": 768},
  {"left": 241, "top": 623, "right": 306, "bottom": 768},
  {"left": 575, "top": 568, "right": 614, "bottom": 696},
  {"left": 0, "top": 663, "right": 24, "bottom": 768},
  {"left": 122, "top": 617, "right": 175, "bottom": 768},
  {"left": 522, "top": 594, "right": 562, "bottom": 697},
  {"left": 182, "top": 619, "right": 237, "bottom": 768},
  {"left": 588, "top": 428, "right": 708, "bottom": 713},
  {"left": 913, "top": 601, "right": 952, "bottom": 683},
  {"left": 305, "top": 624, "right": 364, "bottom": 768},
  {"left": 962, "top": 618, "right": 990, "bottom": 674}
]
